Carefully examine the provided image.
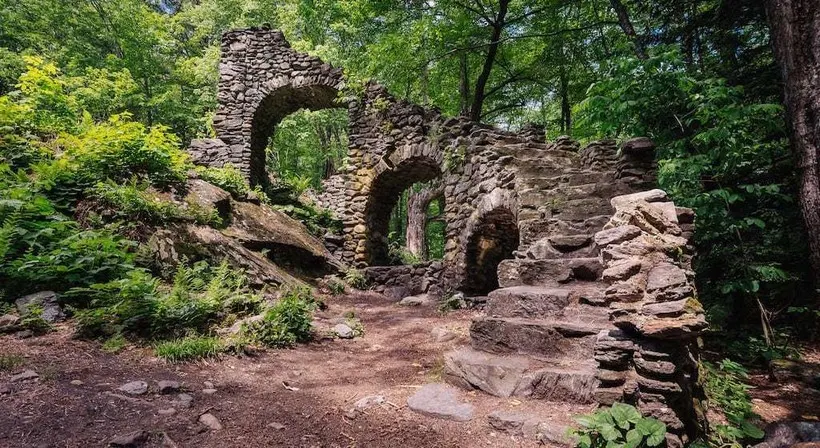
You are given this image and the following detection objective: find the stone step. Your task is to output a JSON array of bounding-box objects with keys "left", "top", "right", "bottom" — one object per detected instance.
[
  {"left": 519, "top": 216, "right": 611, "bottom": 246},
  {"left": 524, "top": 233, "right": 598, "bottom": 260},
  {"left": 443, "top": 347, "right": 599, "bottom": 403},
  {"left": 498, "top": 258, "right": 604, "bottom": 287},
  {"left": 486, "top": 286, "right": 610, "bottom": 318},
  {"left": 470, "top": 316, "right": 607, "bottom": 359}
]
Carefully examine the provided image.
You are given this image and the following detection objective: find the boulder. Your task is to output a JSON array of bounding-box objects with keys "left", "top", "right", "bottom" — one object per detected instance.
[
  {"left": 15, "top": 291, "right": 65, "bottom": 323},
  {"left": 156, "top": 380, "right": 181, "bottom": 394},
  {"left": 752, "top": 422, "right": 820, "bottom": 448},
  {"left": 199, "top": 413, "right": 223, "bottom": 431},
  {"left": 108, "top": 430, "right": 150, "bottom": 447},
  {"left": 399, "top": 294, "right": 431, "bottom": 306},
  {"left": 333, "top": 323, "right": 355, "bottom": 339},
  {"left": 118, "top": 381, "right": 148, "bottom": 395},
  {"left": 407, "top": 383, "right": 474, "bottom": 422},
  {"left": 0, "top": 314, "right": 20, "bottom": 333},
  {"left": 185, "top": 179, "right": 232, "bottom": 220},
  {"left": 10, "top": 370, "right": 38, "bottom": 382}
]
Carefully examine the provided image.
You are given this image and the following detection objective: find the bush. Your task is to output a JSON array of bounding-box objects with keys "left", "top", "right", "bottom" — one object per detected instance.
[
  {"left": 245, "top": 287, "right": 316, "bottom": 348},
  {"left": 155, "top": 335, "right": 223, "bottom": 363},
  {"left": 344, "top": 268, "right": 368, "bottom": 289},
  {"left": 196, "top": 164, "right": 249, "bottom": 197},
  {"left": 570, "top": 402, "right": 667, "bottom": 448}
]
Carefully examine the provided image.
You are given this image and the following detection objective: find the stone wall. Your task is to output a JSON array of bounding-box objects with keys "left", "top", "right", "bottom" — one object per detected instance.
[
  {"left": 592, "top": 190, "right": 707, "bottom": 447},
  {"left": 363, "top": 262, "right": 444, "bottom": 300}
]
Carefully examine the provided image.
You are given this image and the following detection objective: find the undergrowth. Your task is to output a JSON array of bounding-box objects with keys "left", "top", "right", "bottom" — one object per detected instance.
[{"left": 155, "top": 335, "right": 223, "bottom": 363}]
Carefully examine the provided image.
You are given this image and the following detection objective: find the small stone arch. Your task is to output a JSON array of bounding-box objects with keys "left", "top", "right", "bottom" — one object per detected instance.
[
  {"left": 247, "top": 78, "right": 342, "bottom": 185},
  {"left": 456, "top": 189, "right": 520, "bottom": 295},
  {"left": 362, "top": 143, "right": 443, "bottom": 265}
]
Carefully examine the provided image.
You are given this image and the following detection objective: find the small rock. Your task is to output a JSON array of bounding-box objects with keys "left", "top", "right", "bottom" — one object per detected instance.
[
  {"left": 15, "top": 330, "right": 34, "bottom": 339},
  {"left": 407, "top": 383, "right": 474, "bottom": 422},
  {"left": 431, "top": 327, "right": 457, "bottom": 343},
  {"left": 108, "top": 430, "right": 149, "bottom": 447},
  {"left": 10, "top": 370, "right": 38, "bottom": 382},
  {"left": 173, "top": 393, "right": 193, "bottom": 408},
  {"left": 70, "top": 380, "right": 84, "bottom": 386},
  {"left": 203, "top": 381, "right": 214, "bottom": 389},
  {"left": 158, "top": 408, "right": 177, "bottom": 416},
  {"left": 399, "top": 294, "right": 431, "bottom": 307},
  {"left": 488, "top": 411, "right": 528, "bottom": 434},
  {"left": 199, "top": 413, "right": 223, "bottom": 431},
  {"left": 354, "top": 395, "right": 386, "bottom": 410},
  {"left": 267, "top": 422, "right": 286, "bottom": 430},
  {"left": 156, "top": 380, "right": 180, "bottom": 394},
  {"left": 118, "top": 381, "right": 148, "bottom": 395},
  {"left": 0, "top": 314, "right": 20, "bottom": 333},
  {"left": 202, "top": 388, "right": 218, "bottom": 395},
  {"left": 334, "top": 323, "right": 355, "bottom": 339},
  {"left": 161, "top": 433, "right": 179, "bottom": 448}
]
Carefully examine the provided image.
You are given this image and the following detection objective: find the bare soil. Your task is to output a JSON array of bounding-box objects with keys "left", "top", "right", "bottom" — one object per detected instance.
[{"left": 0, "top": 291, "right": 589, "bottom": 448}]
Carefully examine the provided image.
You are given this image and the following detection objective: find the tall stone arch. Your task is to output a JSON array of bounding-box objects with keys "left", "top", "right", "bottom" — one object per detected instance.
[{"left": 188, "top": 27, "right": 345, "bottom": 186}]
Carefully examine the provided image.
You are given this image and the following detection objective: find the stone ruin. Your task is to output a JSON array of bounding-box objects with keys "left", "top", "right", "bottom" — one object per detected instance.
[{"left": 189, "top": 26, "right": 709, "bottom": 446}]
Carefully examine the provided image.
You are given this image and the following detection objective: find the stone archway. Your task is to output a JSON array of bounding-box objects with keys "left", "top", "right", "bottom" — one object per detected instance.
[
  {"left": 247, "top": 82, "right": 341, "bottom": 186},
  {"left": 363, "top": 148, "right": 442, "bottom": 266},
  {"left": 455, "top": 189, "right": 520, "bottom": 295}
]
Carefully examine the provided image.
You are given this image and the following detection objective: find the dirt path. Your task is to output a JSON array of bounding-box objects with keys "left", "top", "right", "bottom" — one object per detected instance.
[{"left": 0, "top": 292, "right": 586, "bottom": 448}]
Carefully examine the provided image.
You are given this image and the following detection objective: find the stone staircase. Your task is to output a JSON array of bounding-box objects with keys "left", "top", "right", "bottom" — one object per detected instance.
[{"left": 443, "top": 139, "right": 657, "bottom": 441}]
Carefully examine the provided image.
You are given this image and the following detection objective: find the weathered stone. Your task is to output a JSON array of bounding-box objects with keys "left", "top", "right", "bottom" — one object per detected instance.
[
  {"left": 333, "top": 323, "right": 355, "bottom": 339},
  {"left": 594, "top": 225, "right": 642, "bottom": 247},
  {"left": 602, "top": 258, "right": 643, "bottom": 282},
  {"left": 199, "top": 413, "right": 224, "bottom": 430},
  {"left": 185, "top": 179, "right": 232, "bottom": 219},
  {"left": 646, "top": 262, "right": 688, "bottom": 293},
  {"left": 443, "top": 348, "right": 532, "bottom": 397},
  {"left": 752, "top": 422, "right": 820, "bottom": 448},
  {"left": 399, "top": 294, "right": 431, "bottom": 307},
  {"left": 407, "top": 383, "right": 474, "bottom": 421},
  {"left": 0, "top": 314, "right": 20, "bottom": 333},
  {"left": 118, "top": 381, "right": 148, "bottom": 395},
  {"left": 431, "top": 326, "right": 458, "bottom": 342},
  {"left": 10, "top": 370, "right": 38, "bottom": 382},
  {"left": 108, "top": 430, "right": 149, "bottom": 447},
  {"left": 15, "top": 291, "right": 65, "bottom": 323},
  {"left": 156, "top": 380, "right": 181, "bottom": 394}
]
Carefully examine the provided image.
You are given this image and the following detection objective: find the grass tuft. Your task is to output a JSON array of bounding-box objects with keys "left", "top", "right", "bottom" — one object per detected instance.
[{"left": 155, "top": 335, "right": 223, "bottom": 363}]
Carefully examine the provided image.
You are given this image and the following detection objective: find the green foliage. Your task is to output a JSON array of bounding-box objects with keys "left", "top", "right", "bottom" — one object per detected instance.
[
  {"left": 344, "top": 268, "right": 368, "bottom": 289},
  {"left": 155, "top": 335, "right": 223, "bottom": 363},
  {"left": 0, "top": 354, "right": 24, "bottom": 371},
  {"left": 102, "top": 334, "right": 127, "bottom": 353},
  {"left": 701, "top": 360, "right": 764, "bottom": 447},
  {"left": 19, "top": 304, "right": 53, "bottom": 335},
  {"left": 245, "top": 287, "right": 316, "bottom": 348},
  {"left": 274, "top": 202, "right": 343, "bottom": 236},
  {"left": 327, "top": 277, "right": 347, "bottom": 295},
  {"left": 388, "top": 240, "right": 422, "bottom": 265},
  {"left": 92, "top": 180, "right": 221, "bottom": 226},
  {"left": 196, "top": 164, "right": 250, "bottom": 197},
  {"left": 571, "top": 402, "right": 668, "bottom": 448}
]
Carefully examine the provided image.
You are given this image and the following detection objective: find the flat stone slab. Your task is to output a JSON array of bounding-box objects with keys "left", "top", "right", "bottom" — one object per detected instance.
[{"left": 407, "top": 383, "right": 474, "bottom": 422}]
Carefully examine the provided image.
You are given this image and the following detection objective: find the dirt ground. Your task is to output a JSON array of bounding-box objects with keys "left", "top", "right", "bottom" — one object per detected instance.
[{"left": 0, "top": 292, "right": 590, "bottom": 448}]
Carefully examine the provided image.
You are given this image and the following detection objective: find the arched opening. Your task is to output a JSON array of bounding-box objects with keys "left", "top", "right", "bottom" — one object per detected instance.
[
  {"left": 461, "top": 207, "right": 519, "bottom": 295},
  {"left": 249, "top": 84, "right": 341, "bottom": 187},
  {"left": 386, "top": 181, "right": 446, "bottom": 264},
  {"left": 365, "top": 157, "right": 442, "bottom": 265}
]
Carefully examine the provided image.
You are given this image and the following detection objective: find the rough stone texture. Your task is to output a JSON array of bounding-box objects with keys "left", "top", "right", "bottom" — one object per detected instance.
[
  {"left": 10, "top": 370, "right": 39, "bottom": 382},
  {"left": 753, "top": 422, "right": 820, "bottom": 448},
  {"left": 199, "top": 413, "right": 224, "bottom": 431},
  {"left": 108, "top": 430, "right": 149, "bottom": 447},
  {"left": 406, "top": 383, "right": 474, "bottom": 422},
  {"left": 333, "top": 323, "right": 355, "bottom": 339},
  {"left": 0, "top": 314, "right": 20, "bottom": 333},
  {"left": 15, "top": 291, "right": 65, "bottom": 323},
  {"left": 118, "top": 381, "right": 148, "bottom": 396}
]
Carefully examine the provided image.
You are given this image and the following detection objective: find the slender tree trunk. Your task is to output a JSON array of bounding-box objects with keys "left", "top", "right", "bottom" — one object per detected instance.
[
  {"left": 469, "top": 0, "right": 511, "bottom": 121},
  {"left": 765, "top": 0, "right": 820, "bottom": 293},
  {"left": 459, "top": 52, "right": 471, "bottom": 117},
  {"left": 609, "top": 0, "right": 646, "bottom": 59},
  {"left": 559, "top": 61, "right": 571, "bottom": 134},
  {"left": 406, "top": 182, "right": 444, "bottom": 260}
]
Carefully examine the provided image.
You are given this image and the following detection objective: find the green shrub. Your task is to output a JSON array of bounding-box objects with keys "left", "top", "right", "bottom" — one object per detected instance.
[
  {"left": 102, "top": 334, "right": 127, "bottom": 353},
  {"left": 245, "top": 287, "right": 316, "bottom": 348},
  {"left": 0, "top": 354, "right": 24, "bottom": 371},
  {"left": 702, "top": 360, "right": 764, "bottom": 446},
  {"left": 155, "top": 335, "right": 223, "bottom": 363},
  {"left": 273, "top": 203, "right": 342, "bottom": 236},
  {"left": 327, "top": 277, "right": 346, "bottom": 295},
  {"left": 92, "top": 180, "right": 222, "bottom": 226},
  {"left": 570, "top": 402, "right": 667, "bottom": 448},
  {"left": 344, "top": 268, "right": 368, "bottom": 289},
  {"left": 196, "top": 164, "right": 249, "bottom": 197},
  {"left": 19, "top": 304, "right": 53, "bottom": 334}
]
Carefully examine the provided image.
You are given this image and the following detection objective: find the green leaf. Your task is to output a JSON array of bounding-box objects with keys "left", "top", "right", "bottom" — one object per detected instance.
[
  {"left": 611, "top": 403, "right": 642, "bottom": 429},
  {"left": 740, "top": 420, "right": 764, "bottom": 440},
  {"left": 600, "top": 424, "right": 621, "bottom": 442},
  {"left": 625, "top": 429, "right": 644, "bottom": 448}
]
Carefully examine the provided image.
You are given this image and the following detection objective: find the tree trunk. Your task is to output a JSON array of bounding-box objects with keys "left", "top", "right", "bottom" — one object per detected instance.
[
  {"left": 406, "top": 182, "right": 444, "bottom": 260},
  {"left": 459, "top": 52, "right": 471, "bottom": 117},
  {"left": 559, "top": 59, "right": 571, "bottom": 134},
  {"left": 469, "top": 0, "right": 511, "bottom": 121},
  {"left": 609, "top": 0, "right": 647, "bottom": 59},
  {"left": 765, "top": 0, "right": 820, "bottom": 293}
]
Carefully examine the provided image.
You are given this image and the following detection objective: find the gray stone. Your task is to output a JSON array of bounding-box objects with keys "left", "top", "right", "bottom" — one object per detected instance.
[
  {"left": 118, "top": 381, "right": 148, "bottom": 395},
  {"left": 407, "top": 383, "right": 474, "bottom": 422},
  {"left": 199, "top": 413, "right": 223, "bottom": 430},
  {"left": 353, "top": 395, "right": 386, "bottom": 410},
  {"left": 0, "top": 314, "right": 20, "bottom": 333},
  {"left": 70, "top": 380, "right": 83, "bottom": 386},
  {"left": 646, "top": 262, "right": 688, "bottom": 293},
  {"left": 488, "top": 411, "right": 529, "bottom": 434},
  {"left": 333, "top": 323, "right": 355, "bottom": 339},
  {"left": 15, "top": 291, "right": 65, "bottom": 323},
  {"left": 753, "top": 422, "right": 820, "bottom": 448},
  {"left": 602, "top": 258, "right": 643, "bottom": 282},
  {"left": 267, "top": 422, "right": 286, "bottom": 430},
  {"left": 399, "top": 294, "right": 431, "bottom": 306},
  {"left": 431, "top": 326, "right": 458, "bottom": 343},
  {"left": 108, "top": 430, "right": 149, "bottom": 447},
  {"left": 173, "top": 393, "right": 193, "bottom": 408},
  {"left": 10, "top": 370, "right": 38, "bottom": 382},
  {"left": 202, "top": 388, "right": 218, "bottom": 395},
  {"left": 443, "top": 348, "right": 532, "bottom": 398},
  {"left": 156, "top": 380, "right": 180, "bottom": 394},
  {"left": 594, "top": 225, "right": 642, "bottom": 247}
]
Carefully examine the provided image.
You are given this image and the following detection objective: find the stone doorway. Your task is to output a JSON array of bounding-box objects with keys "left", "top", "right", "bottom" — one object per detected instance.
[{"left": 460, "top": 207, "right": 519, "bottom": 295}]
